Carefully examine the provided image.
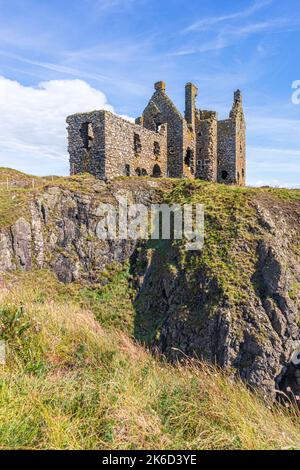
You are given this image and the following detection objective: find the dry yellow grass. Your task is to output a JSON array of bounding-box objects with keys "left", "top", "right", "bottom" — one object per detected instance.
[{"left": 0, "top": 270, "right": 300, "bottom": 450}]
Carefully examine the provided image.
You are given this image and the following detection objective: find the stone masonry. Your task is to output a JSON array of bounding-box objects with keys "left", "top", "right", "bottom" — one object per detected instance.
[
  {"left": 67, "top": 110, "right": 167, "bottom": 179},
  {"left": 217, "top": 90, "right": 246, "bottom": 185},
  {"left": 67, "top": 82, "right": 246, "bottom": 185}
]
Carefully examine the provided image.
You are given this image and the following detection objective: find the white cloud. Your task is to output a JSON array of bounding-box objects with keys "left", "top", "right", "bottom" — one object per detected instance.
[{"left": 0, "top": 76, "right": 128, "bottom": 175}]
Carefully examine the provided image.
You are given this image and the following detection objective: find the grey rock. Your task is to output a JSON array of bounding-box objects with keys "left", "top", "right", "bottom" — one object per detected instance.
[{"left": 11, "top": 217, "right": 32, "bottom": 270}]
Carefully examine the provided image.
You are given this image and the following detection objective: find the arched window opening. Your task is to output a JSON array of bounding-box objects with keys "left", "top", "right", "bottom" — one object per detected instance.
[
  {"left": 152, "top": 164, "right": 161, "bottom": 178},
  {"left": 155, "top": 123, "right": 162, "bottom": 133},
  {"left": 135, "top": 167, "right": 142, "bottom": 176},
  {"left": 80, "top": 122, "right": 94, "bottom": 149},
  {"left": 185, "top": 148, "right": 193, "bottom": 169},
  {"left": 154, "top": 141, "right": 160, "bottom": 157},
  {"left": 134, "top": 133, "right": 142, "bottom": 154},
  {"left": 141, "top": 169, "right": 148, "bottom": 176},
  {"left": 222, "top": 170, "right": 228, "bottom": 180},
  {"left": 125, "top": 164, "right": 130, "bottom": 176}
]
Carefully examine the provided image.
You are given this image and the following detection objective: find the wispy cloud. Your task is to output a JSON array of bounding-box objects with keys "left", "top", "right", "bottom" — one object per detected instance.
[
  {"left": 172, "top": 21, "right": 288, "bottom": 56},
  {"left": 84, "top": 0, "right": 139, "bottom": 14},
  {"left": 170, "top": 38, "right": 227, "bottom": 56},
  {"left": 0, "top": 50, "right": 146, "bottom": 95},
  {"left": 183, "top": 0, "right": 273, "bottom": 33},
  {"left": 174, "top": 0, "right": 300, "bottom": 57},
  {"left": 62, "top": 36, "right": 157, "bottom": 65}
]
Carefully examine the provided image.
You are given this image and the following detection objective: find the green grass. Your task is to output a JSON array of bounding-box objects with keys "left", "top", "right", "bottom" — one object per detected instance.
[
  {"left": 132, "top": 180, "right": 261, "bottom": 344},
  {"left": 0, "top": 188, "right": 31, "bottom": 228},
  {"left": 0, "top": 270, "right": 300, "bottom": 450},
  {"left": 166, "top": 180, "right": 258, "bottom": 300},
  {"left": 79, "top": 262, "right": 136, "bottom": 332},
  {"left": 0, "top": 172, "right": 300, "bottom": 449}
]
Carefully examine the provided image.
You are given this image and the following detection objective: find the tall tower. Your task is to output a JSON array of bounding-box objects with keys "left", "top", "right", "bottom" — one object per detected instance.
[
  {"left": 230, "top": 90, "right": 246, "bottom": 186},
  {"left": 196, "top": 110, "right": 218, "bottom": 182},
  {"left": 185, "top": 82, "right": 198, "bottom": 131},
  {"left": 217, "top": 90, "right": 246, "bottom": 186}
]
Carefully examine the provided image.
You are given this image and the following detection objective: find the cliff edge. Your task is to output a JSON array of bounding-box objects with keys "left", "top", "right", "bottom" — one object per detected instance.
[{"left": 0, "top": 168, "right": 299, "bottom": 401}]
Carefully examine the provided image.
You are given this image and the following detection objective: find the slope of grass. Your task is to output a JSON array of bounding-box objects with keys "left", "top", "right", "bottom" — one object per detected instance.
[
  {"left": 0, "top": 172, "right": 300, "bottom": 449},
  {"left": 0, "top": 167, "right": 44, "bottom": 183},
  {"left": 0, "top": 168, "right": 45, "bottom": 228},
  {"left": 0, "top": 270, "right": 300, "bottom": 450},
  {"left": 165, "top": 180, "right": 300, "bottom": 304}
]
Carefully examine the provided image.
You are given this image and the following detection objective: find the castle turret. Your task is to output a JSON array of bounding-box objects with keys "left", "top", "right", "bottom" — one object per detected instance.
[
  {"left": 185, "top": 82, "right": 198, "bottom": 130},
  {"left": 231, "top": 90, "right": 246, "bottom": 186},
  {"left": 230, "top": 89, "right": 243, "bottom": 119},
  {"left": 196, "top": 110, "right": 218, "bottom": 182},
  {"left": 217, "top": 89, "right": 246, "bottom": 186}
]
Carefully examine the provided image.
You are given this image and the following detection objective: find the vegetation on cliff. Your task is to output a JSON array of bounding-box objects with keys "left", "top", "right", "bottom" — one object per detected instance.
[{"left": 0, "top": 168, "right": 300, "bottom": 449}]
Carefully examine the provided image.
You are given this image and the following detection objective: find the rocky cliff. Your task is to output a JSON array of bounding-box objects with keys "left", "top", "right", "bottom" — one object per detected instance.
[{"left": 0, "top": 171, "right": 299, "bottom": 402}]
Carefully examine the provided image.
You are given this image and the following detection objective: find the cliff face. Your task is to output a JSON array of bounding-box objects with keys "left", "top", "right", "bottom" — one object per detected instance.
[
  {"left": 0, "top": 177, "right": 169, "bottom": 283},
  {"left": 133, "top": 192, "right": 300, "bottom": 401},
  {"left": 0, "top": 173, "right": 299, "bottom": 401}
]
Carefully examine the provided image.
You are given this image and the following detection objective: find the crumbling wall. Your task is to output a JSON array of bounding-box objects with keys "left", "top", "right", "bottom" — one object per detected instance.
[
  {"left": 67, "top": 111, "right": 167, "bottom": 179},
  {"left": 230, "top": 91, "right": 246, "bottom": 186},
  {"left": 217, "top": 90, "right": 246, "bottom": 186},
  {"left": 217, "top": 118, "right": 236, "bottom": 184},
  {"left": 182, "top": 83, "right": 197, "bottom": 178},
  {"left": 182, "top": 127, "right": 196, "bottom": 178},
  {"left": 196, "top": 110, "right": 217, "bottom": 181},
  {"left": 142, "top": 82, "right": 185, "bottom": 178},
  {"left": 67, "top": 111, "right": 106, "bottom": 179},
  {"left": 103, "top": 111, "right": 167, "bottom": 178},
  {"left": 185, "top": 83, "right": 198, "bottom": 131},
  {"left": 67, "top": 83, "right": 246, "bottom": 186}
]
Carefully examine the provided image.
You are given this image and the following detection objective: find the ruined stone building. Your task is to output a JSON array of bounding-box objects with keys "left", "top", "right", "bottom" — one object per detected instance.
[{"left": 67, "top": 81, "right": 246, "bottom": 185}]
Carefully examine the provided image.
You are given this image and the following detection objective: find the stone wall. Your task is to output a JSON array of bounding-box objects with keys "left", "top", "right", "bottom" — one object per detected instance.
[
  {"left": 182, "top": 125, "right": 196, "bottom": 178},
  {"left": 185, "top": 82, "right": 198, "bottom": 130},
  {"left": 217, "top": 90, "right": 246, "bottom": 186},
  {"left": 67, "top": 83, "right": 246, "bottom": 186},
  {"left": 196, "top": 110, "right": 217, "bottom": 181},
  {"left": 67, "top": 111, "right": 106, "bottom": 179},
  {"left": 217, "top": 118, "right": 236, "bottom": 184},
  {"left": 230, "top": 91, "right": 246, "bottom": 186},
  {"left": 142, "top": 82, "right": 186, "bottom": 178},
  {"left": 103, "top": 111, "right": 167, "bottom": 178},
  {"left": 67, "top": 110, "right": 168, "bottom": 179}
]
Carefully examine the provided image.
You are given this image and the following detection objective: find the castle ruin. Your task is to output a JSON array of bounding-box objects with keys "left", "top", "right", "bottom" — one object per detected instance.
[{"left": 67, "top": 81, "right": 246, "bottom": 185}]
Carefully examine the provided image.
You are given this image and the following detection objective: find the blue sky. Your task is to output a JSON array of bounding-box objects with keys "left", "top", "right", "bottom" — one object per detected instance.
[{"left": 0, "top": 0, "right": 300, "bottom": 186}]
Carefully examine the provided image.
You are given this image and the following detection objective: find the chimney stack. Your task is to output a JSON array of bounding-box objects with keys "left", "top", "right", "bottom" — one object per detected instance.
[
  {"left": 185, "top": 82, "right": 198, "bottom": 129},
  {"left": 234, "top": 89, "right": 242, "bottom": 103},
  {"left": 154, "top": 81, "right": 166, "bottom": 93}
]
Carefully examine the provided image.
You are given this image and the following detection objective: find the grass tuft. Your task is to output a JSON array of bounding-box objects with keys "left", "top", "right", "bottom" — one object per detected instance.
[{"left": 0, "top": 270, "right": 300, "bottom": 450}]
